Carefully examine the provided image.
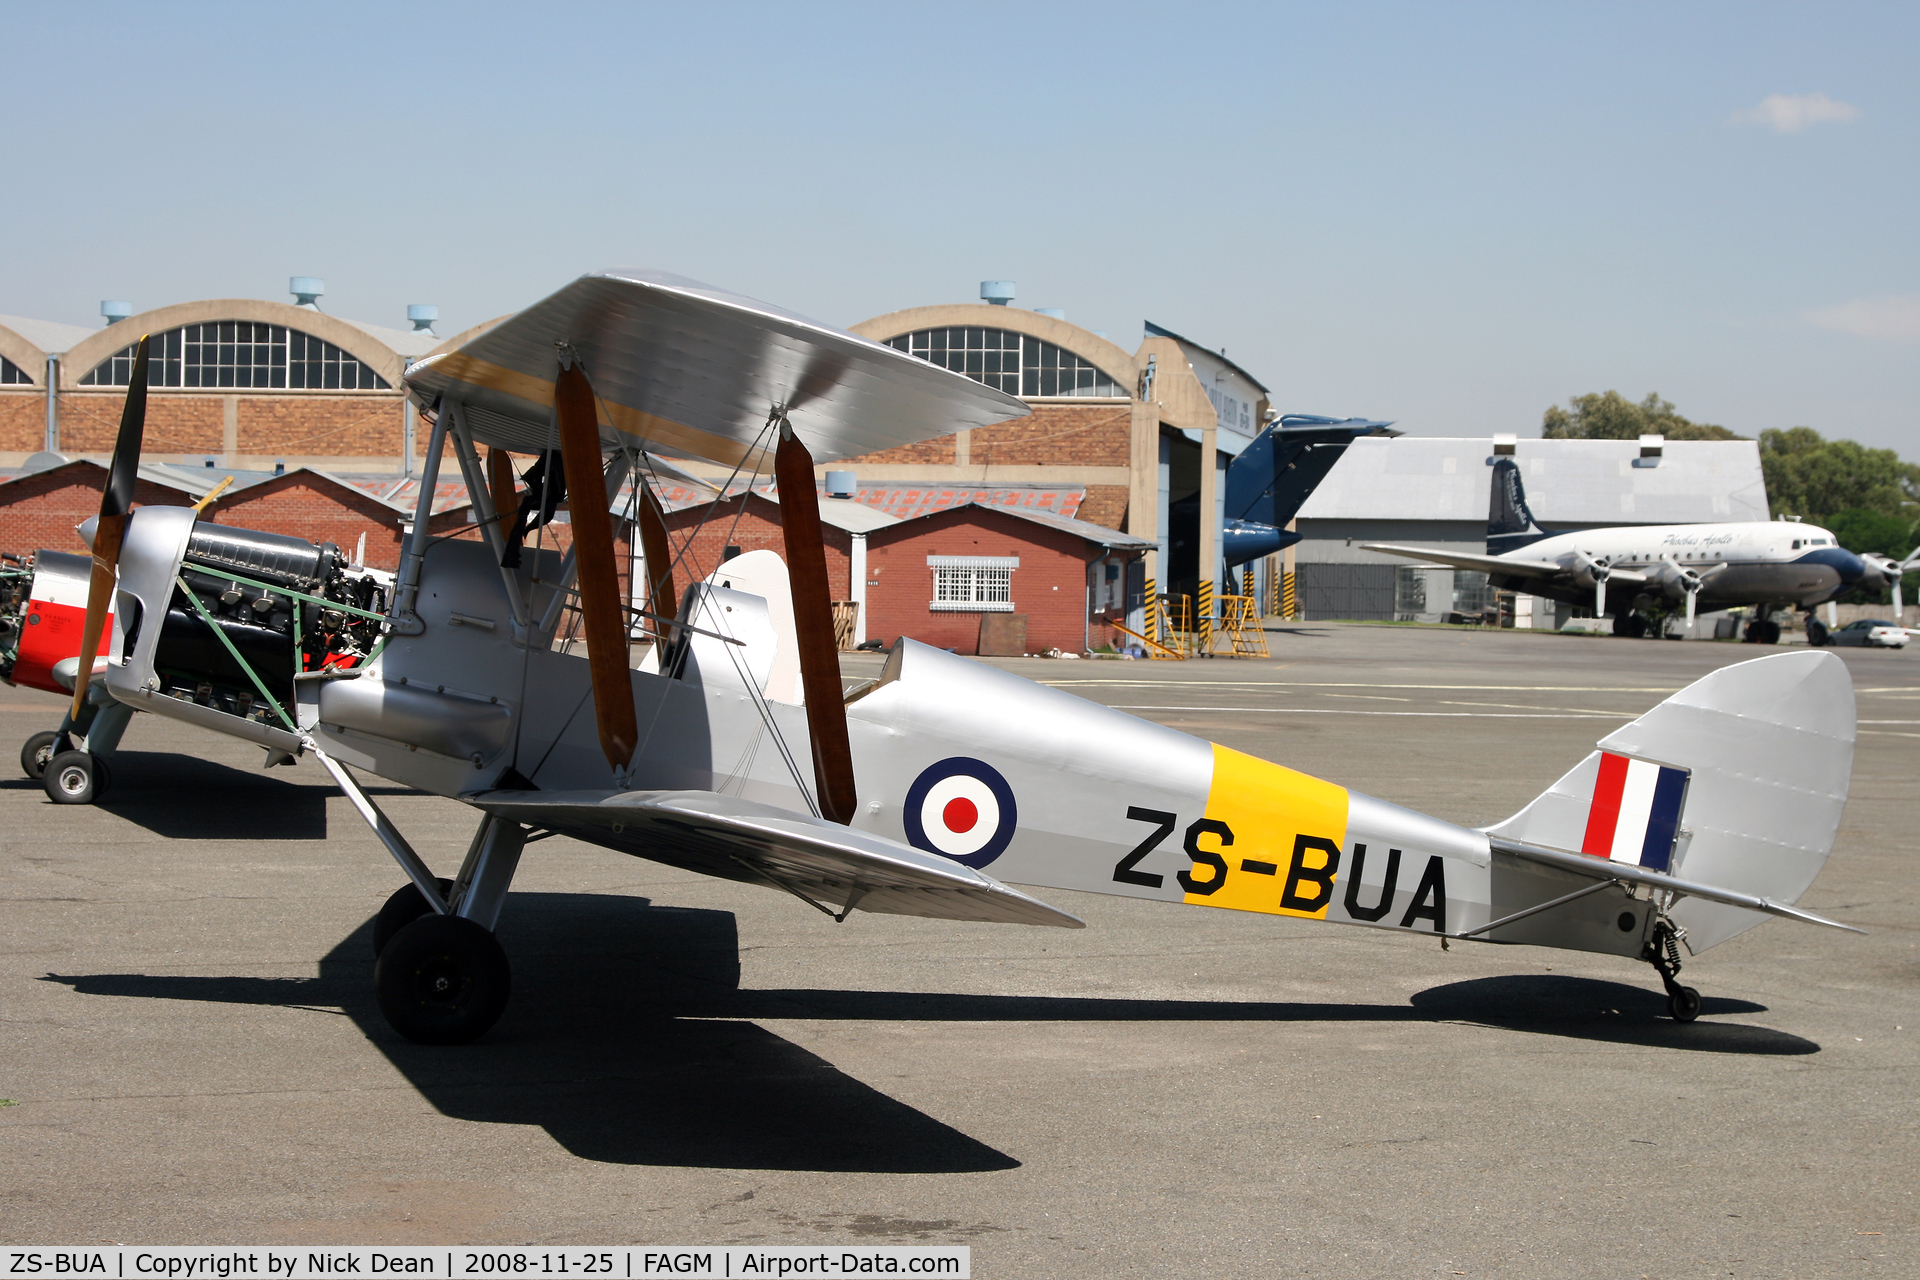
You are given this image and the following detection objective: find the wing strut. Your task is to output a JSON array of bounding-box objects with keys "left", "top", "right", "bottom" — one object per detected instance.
[
  {"left": 773, "top": 418, "right": 857, "bottom": 824},
  {"left": 552, "top": 358, "right": 640, "bottom": 778},
  {"left": 632, "top": 472, "right": 678, "bottom": 638},
  {"left": 71, "top": 335, "right": 150, "bottom": 721}
]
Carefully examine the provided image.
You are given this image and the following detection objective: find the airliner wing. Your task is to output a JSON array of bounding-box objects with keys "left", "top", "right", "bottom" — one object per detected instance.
[{"left": 1360, "top": 543, "right": 1647, "bottom": 586}]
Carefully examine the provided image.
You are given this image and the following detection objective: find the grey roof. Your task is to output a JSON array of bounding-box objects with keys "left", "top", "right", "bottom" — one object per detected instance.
[
  {"left": 337, "top": 316, "right": 443, "bottom": 358},
  {"left": 1142, "top": 320, "right": 1270, "bottom": 393},
  {"left": 1295, "top": 436, "right": 1770, "bottom": 525},
  {"left": 0, "top": 313, "right": 95, "bottom": 354},
  {"left": 890, "top": 500, "right": 1152, "bottom": 550}
]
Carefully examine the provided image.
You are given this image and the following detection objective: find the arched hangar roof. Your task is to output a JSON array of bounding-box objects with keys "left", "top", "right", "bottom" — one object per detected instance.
[
  {"left": 60, "top": 299, "right": 407, "bottom": 390},
  {"left": 0, "top": 323, "right": 46, "bottom": 386},
  {"left": 851, "top": 304, "right": 1141, "bottom": 399}
]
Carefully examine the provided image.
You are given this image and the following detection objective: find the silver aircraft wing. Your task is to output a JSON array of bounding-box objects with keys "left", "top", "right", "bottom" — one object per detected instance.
[
  {"left": 404, "top": 267, "right": 1030, "bottom": 469},
  {"left": 464, "top": 787, "right": 1085, "bottom": 929},
  {"left": 1359, "top": 543, "right": 1649, "bottom": 586}
]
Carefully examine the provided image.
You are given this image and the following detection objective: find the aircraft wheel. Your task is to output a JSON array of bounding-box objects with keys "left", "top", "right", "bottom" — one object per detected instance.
[
  {"left": 1807, "top": 619, "right": 1829, "bottom": 647},
  {"left": 375, "top": 913, "right": 511, "bottom": 1045},
  {"left": 43, "top": 750, "right": 101, "bottom": 805},
  {"left": 1667, "top": 985, "right": 1702, "bottom": 1023},
  {"left": 371, "top": 878, "right": 457, "bottom": 957},
  {"left": 20, "top": 731, "right": 60, "bottom": 781}
]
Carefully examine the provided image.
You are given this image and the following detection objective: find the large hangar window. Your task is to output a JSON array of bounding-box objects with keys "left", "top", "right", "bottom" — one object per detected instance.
[
  {"left": 78, "top": 323, "right": 390, "bottom": 390},
  {"left": 886, "top": 327, "right": 1124, "bottom": 398},
  {"left": 0, "top": 357, "right": 32, "bottom": 384}
]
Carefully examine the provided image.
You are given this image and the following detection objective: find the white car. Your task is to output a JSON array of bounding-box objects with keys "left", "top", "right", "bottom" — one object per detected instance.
[{"left": 1823, "top": 619, "right": 1910, "bottom": 648}]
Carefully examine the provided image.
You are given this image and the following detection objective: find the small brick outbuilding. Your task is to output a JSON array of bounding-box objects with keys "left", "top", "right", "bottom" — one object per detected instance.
[{"left": 863, "top": 502, "right": 1150, "bottom": 655}]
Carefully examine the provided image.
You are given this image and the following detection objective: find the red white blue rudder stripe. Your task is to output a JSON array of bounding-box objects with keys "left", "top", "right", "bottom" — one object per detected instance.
[{"left": 1580, "top": 752, "right": 1688, "bottom": 872}]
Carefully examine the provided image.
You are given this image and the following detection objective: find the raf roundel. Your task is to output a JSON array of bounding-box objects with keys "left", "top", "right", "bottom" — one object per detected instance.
[{"left": 903, "top": 756, "right": 1019, "bottom": 869}]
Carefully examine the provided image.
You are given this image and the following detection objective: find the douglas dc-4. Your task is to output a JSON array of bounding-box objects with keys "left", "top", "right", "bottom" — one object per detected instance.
[
  {"left": 1363, "top": 456, "right": 1905, "bottom": 644},
  {"left": 12, "top": 268, "right": 1862, "bottom": 1044}
]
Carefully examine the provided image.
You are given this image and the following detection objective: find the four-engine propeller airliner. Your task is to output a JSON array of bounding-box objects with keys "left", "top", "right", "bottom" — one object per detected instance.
[
  {"left": 1363, "top": 457, "right": 1893, "bottom": 642},
  {"left": 9, "top": 269, "right": 1864, "bottom": 1047}
]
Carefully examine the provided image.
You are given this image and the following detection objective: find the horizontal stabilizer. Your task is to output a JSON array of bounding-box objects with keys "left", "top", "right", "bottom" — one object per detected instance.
[
  {"left": 465, "top": 787, "right": 1084, "bottom": 929},
  {"left": 1488, "top": 835, "right": 1863, "bottom": 934}
]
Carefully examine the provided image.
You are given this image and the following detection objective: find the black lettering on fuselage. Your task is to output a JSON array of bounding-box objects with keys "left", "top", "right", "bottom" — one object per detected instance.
[
  {"left": 1343, "top": 843, "right": 1402, "bottom": 922},
  {"left": 1280, "top": 834, "right": 1342, "bottom": 913},
  {"left": 1399, "top": 855, "right": 1448, "bottom": 932},
  {"left": 1113, "top": 806, "right": 1176, "bottom": 888},
  {"left": 1178, "top": 818, "right": 1232, "bottom": 896}
]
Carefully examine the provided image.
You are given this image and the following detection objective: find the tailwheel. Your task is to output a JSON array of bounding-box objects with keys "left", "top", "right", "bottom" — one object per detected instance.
[
  {"left": 371, "top": 878, "right": 457, "bottom": 957},
  {"left": 43, "top": 750, "right": 109, "bottom": 804},
  {"left": 21, "top": 730, "right": 62, "bottom": 781},
  {"left": 1667, "top": 985, "right": 1703, "bottom": 1023},
  {"left": 375, "top": 913, "right": 511, "bottom": 1045},
  {"left": 1643, "top": 918, "right": 1701, "bottom": 1023}
]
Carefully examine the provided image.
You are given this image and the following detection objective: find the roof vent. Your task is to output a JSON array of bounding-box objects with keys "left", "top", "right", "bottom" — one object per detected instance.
[
  {"left": 1492, "top": 433, "right": 1517, "bottom": 456},
  {"left": 289, "top": 277, "right": 325, "bottom": 309},
  {"left": 980, "top": 281, "right": 1016, "bottom": 306},
  {"left": 407, "top": 304, "right": 438, "bottom": 333},
  {"left": 824, "top": 470, "right": 857, "bottom": 499},
  {"left": 1033, "top": 307, "right": 1066, "bottom": 321},
  {"left": 1639, "top": 433, "right": 1664, "bottom": 458},
  {"left": 100, "top": 301, "right": 132, "bottom": 327}
]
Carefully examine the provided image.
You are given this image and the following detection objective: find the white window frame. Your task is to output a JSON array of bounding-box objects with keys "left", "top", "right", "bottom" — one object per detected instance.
[{"left": 927, "top": 555, "right": 1019, "bottom": 612}]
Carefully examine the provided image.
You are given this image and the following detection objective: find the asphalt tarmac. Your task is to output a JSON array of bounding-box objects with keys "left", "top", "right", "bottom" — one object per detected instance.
[{"left": 1, "top": 622, "right": 1914, "bottom": 1277}]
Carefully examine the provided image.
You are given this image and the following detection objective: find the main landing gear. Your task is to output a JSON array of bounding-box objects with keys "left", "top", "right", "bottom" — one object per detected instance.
[
  {"left": 22, "top": 698, "right": 133, "bottom": 805},
  {"left": 1744, "top": 606, "right": 1781, "bottom": 645},
  {"left": 1644, "top": 919, "right": 1701, "bottom": 1022},
  {"left": 1612, "top": 612, "right": 1649, "bottom": 639},
  {"left": 334, "top": 752, "right": 530, "bottom": 1045}
]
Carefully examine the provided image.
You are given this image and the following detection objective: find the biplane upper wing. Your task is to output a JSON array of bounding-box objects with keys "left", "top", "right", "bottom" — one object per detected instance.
[
  {"left": 465, "top": 787, "right": 1085, "bottom": 929},
  {"left": 404, "top": 267, "right": 1029, "bottom": 468}
]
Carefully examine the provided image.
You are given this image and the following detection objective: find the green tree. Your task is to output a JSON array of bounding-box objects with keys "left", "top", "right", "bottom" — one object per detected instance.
[
  {"left": 1541, "top": 391, "right": 1743, "bottom": 442},
  {"left": 1824, "top": 508, "right": 1914, "bottom": 560},
  {"left": 1758, "top": 427, "right": 1920, "bottom": 522}
]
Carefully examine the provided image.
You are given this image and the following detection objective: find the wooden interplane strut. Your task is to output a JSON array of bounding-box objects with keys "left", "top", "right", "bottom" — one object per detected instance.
[
  {"left": 552, "top": 362, "right": 640, "bottom": 774},
  {"left": 633, "top": 476, "right": 677, "bottom": 631},
  {"left": 772, "top": 423, "right": 858, "bottom": 825}
]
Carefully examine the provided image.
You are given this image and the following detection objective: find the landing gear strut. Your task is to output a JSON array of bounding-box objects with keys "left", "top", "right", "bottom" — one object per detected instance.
[
  {"left": 1644, "top": 919, "right": 1701, "bottom": 1022},
  {"left": 1744, "top": 607, "right": 1781, "bottom": 645},
  {"left": 1612, "top": 612, "right": 1648, "bottom": 639}
]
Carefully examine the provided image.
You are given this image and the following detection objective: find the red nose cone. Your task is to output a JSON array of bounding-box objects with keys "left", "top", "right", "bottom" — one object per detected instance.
[{"left": 942, "top": 796, "right": 979, "bottom": 833}]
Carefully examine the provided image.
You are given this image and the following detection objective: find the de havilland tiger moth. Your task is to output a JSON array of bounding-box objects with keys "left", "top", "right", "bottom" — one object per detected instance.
[{"left": 12, "top": 268, "right": 1862, "bottom": 1044}]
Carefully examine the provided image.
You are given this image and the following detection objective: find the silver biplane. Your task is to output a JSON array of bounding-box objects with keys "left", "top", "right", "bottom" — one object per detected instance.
[{"left": 47, "top": 269, "right": 1860, "bottom": 1043}]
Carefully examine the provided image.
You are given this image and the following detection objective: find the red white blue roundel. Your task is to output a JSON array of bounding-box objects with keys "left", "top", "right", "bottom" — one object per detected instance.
[{"left": 903, "top": 757, "right": 1018, "bottom": 869}]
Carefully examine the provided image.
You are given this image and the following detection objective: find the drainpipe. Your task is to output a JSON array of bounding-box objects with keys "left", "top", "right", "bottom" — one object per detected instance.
[
  {"left": 850, "top": 532, "right": 868, "bottom": 646},
  {"left": 44, "top": 354, "right": 60, "bottom": 452}
]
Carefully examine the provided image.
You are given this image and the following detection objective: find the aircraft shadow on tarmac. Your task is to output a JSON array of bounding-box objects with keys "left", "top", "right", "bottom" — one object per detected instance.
[
  {"left": 2, "top": 751, "right": 426, "bottom": 840},
  {"left": 42, "top": 892, "right": 1819, "bottom": 1171}
]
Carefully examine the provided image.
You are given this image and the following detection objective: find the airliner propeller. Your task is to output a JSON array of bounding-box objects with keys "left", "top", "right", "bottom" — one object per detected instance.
[
  {"left": 69, "top": 335, "right": 150, "bottom": 723},
  {"left": 1570, "top": 551, "right": 1613, "bottom": 620},
  {"left": 1654, "top": 556, "right": 1729, "bottom": 626}
]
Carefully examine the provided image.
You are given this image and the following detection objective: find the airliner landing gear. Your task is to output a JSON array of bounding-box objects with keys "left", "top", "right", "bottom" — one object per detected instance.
[
  {"left": 1644, "top": 920, "right": 1700, "bottom": 1022},
  {"left": 1744, "top": 608, "right": 1781, "bottom": 645},
  {"left": 1612, "top": 612, "right": 1648, "bottom": 638},
  {"left": 1806, "top": 613, "right": 1830, "bottom": 647}
]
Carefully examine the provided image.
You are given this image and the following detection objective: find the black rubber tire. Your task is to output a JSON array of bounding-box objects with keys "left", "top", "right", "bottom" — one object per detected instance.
[
  {"left": 20, "top": 731, "right": 60, "bottom": 781},
  {"left": 1807, "top": 619, "right": 1829, "bottom": 647},
  {"left": 90, "top": 754, "right": 113, "bottom": 800},
  {"left": 1667, "top": 985, "right": 1702, "bottom": 1023},
  {"left": 371, "top": 878, "right": 456, "bottom": 958},
  {"left": 42, "top": 750, "right": 98, "bottom": 805},
  {"left": 1612, "top": 612, "right": 1634, "bottom": 637},
  {"left": 375, "top": 913, "right": 511, "bottom": 1045}
]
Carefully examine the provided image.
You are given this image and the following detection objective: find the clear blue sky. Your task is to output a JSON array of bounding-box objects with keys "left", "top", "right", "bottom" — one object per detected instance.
[{"left": 5, "top": 2, "right": 1914, "bottom": 451}]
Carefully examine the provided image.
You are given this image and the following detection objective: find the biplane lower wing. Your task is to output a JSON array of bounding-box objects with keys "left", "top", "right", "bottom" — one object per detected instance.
[{"left": 464, "top": 787, "right": 1085, "bottom": 930}]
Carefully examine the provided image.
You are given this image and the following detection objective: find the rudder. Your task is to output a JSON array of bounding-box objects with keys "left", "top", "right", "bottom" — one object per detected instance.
[{"left": 1487, "top": 457, "right": 1551, "bottom": 555}]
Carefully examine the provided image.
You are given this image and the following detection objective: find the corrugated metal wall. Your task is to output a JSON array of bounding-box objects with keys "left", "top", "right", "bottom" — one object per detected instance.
[{"left": 1297, "top": 563, "right": 1396, "bottom": 621}]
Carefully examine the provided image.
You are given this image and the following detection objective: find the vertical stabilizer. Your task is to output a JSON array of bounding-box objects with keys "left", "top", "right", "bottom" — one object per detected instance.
[{"left": 1487, "top": 458, "right": 1551, "bottom": 555}]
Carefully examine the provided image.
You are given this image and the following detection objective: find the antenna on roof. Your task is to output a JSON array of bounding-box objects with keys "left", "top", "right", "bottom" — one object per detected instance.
[
  {"left": 290, "top": 277, "right": 325, "bottom": 309},
  {"left": 100, "top": 301, "right": 132, "bottom": 327},
  {"left": 407, "top": 304, "right": 438, "bottom": 334}
]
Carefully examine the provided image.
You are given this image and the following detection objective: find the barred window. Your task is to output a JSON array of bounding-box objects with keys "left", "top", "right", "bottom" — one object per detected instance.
[
  {"left": 0, "top": 356, "right": 32, "bottom": 385},
  {"left": 928, "top": 555, "right": 1019, "bottom": 612},
  {"left": 78, "top": 323, "right": 390, "bottom": 390},
  {"left": 886, "top": 327, "right": 1124, "bottom": 398}
]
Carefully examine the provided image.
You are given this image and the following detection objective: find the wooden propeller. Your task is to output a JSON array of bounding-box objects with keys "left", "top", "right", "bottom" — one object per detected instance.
[{"left": 69, "top": 335, "right": 150, "bottom": 721}]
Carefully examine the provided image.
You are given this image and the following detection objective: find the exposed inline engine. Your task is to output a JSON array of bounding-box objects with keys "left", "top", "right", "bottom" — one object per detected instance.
[{"left": 147, "top": 523, "right": 389, "bottom": 720}]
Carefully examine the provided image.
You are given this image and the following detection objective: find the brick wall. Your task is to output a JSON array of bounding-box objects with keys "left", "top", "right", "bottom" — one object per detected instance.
[
  {"left": 53, "top": 394, "right": 223, "bottom": 455},
  {"left": 968, "top": 404, "right": 1130, "bottom": 468},
  {"left": 864, "top": 507, "right": 1100, "bottom": 655},
  {"left": 661, "top": 493, "right": 853, "bottom": 598},
  {"left": 0, "top": 391, "right": 42, "bottom": 452},
  {"left": 845, "top": 437, "right": 959, "bottom": 466},
  {"left": 0, "top": 464, "right": 189, "bottom": 557},
  {"left": 239, "top": 395, "right": 405, "bottom": 456},
  {"left": 1078, "top": 485, "right": 1131, "bottom": 531},
  {"left": 201, "top": 475, "right": 412, "bottom": 569}
]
